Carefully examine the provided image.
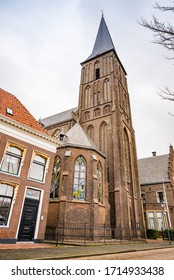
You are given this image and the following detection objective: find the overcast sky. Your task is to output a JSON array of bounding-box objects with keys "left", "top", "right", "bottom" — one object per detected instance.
[{"left": 0, "top": 0, "right": 173, "bottom": 158}]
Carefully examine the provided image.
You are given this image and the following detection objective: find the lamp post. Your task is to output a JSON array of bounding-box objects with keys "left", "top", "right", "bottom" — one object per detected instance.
[{"left": 160, "top": 201, "right": 171, "bottom": 245}]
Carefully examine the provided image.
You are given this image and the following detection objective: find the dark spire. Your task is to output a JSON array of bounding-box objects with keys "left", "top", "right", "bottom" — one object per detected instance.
[{"left": 85, "top": 15, "right": 115, "bottom": 62}]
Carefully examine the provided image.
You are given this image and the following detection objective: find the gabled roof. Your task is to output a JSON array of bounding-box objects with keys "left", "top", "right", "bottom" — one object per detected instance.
[
  {"left": 0, "top": 88, "right": 47, "bottom": 134},
  {"left": 41, "top": 107, "right": 78, "bottom": 128},
  {"left": 85, "top": 15, "right": 115, "bottom": 62},
  {"left": 138, "top": 154, "right": 170, "bottom": 185},
  {"left": 65, "top": 122, "right": 98, "bottom": 150}
]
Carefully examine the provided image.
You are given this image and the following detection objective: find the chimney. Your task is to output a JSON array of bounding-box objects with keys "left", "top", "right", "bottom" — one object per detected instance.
[{"left": 152, "top": 151, "right": 156, "bottom": 157}]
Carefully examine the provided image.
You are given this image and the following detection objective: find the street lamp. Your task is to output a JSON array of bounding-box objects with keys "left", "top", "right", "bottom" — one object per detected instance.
[{"left": 160, "top": 201, "right": 171, "bottom": 245}]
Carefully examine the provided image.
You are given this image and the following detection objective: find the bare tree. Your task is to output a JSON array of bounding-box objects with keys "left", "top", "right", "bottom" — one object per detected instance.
[{"left": 139, "top": 1, "right": 174, "bottom": 101}]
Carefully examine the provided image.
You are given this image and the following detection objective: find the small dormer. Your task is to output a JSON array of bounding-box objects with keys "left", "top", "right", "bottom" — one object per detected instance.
[
  {"left": 58, "top": 131, "right": 68, "bottom": 143},
  {"left": 6, "top": 108, "right": 13, "bottom": 116}
]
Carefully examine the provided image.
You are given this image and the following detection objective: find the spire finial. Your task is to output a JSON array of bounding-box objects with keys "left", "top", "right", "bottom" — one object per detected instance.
[{"left": 101, "top": 9, "right": 104, "bottom": 17}]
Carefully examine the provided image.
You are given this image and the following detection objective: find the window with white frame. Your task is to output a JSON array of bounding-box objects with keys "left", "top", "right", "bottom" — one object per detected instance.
[
  {"left": 141, "top": 192, "right": 146, "bottom": 204},
  {"left": 0, "top": 143, "right": 25, "bottom": 176},
  {"left": 0, "top": 183, "right": 14, "bottom": 226},
  {"left": 148, "top": 212, "right": 155, "bottom": 229},
  {"left": 29, "top": 153, "right": 47, "bottom": 182},
  {"left": 156, "top": 191, "right": 164, "bottom": 203},
  {"left": 156, "top": 212, "right": 163, "bottom": 230}
]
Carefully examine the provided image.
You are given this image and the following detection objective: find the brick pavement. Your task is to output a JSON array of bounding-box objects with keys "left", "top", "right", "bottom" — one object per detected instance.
[{"left": 0, "top": 240, "right": 174, "bottom": 260}]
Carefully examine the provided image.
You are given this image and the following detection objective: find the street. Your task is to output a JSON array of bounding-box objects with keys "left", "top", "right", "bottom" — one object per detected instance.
[{"left": 71, "top": 247, "right": 174, "bottom": 260}]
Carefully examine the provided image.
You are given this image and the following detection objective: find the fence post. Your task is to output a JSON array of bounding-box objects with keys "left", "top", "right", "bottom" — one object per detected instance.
[
  {"left": 56, "top": 230, "right": 59, "bottom": 247},
  {"left": 84, "top": 223, "right": 87, "bottom": 246},
  {"left": 104, "top": 224, "right": 106, "bottom": 244},
  {"left": 62, "top": 222, "right": 65, "bottom": 243}
]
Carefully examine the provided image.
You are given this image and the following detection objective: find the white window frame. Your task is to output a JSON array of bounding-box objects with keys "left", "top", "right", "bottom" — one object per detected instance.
[
  {"left": 156, "top": 191, "right": 164, "bottom": 203},
  {"left": 0, "top": 181, "right": 18, "bottom": 228},
  {"left": 148, "top": 212, "right": 155, "bottom": 229},
  {"left": 0, "top": 142, "right": 26, "bottom": 177},
  {"left": 28, "top": 151, "right": 49, "bottom": 183}
]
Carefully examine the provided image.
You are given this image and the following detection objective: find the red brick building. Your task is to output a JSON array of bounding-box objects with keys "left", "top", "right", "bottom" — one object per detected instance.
[
  {"left": 46, "top": 123, "right": 110, "bottom": 239},
  {"left": 0, "top": 88, "right": 59, "bottom": 243},
  {"left": 42, "top": 16, "right": 145, "bottom": 239},
  {"left": 138, "top": 146, "right": 174, "bottom": 231}
]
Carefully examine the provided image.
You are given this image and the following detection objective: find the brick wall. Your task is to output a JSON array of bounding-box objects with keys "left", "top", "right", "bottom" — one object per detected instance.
[{"left": 0, "top": 132, "right": 55, "bottom": 243}]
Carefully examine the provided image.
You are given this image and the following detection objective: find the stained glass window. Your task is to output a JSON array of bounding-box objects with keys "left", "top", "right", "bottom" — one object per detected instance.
[
  {"left": 97, "top": 162, "right": 103, "bottom": 203},
  {"left": 73, "top": 156, "right": 86, "bottom": 200},
  {"left": 50, "top": 156, "right": 61, "bottom": 199}
]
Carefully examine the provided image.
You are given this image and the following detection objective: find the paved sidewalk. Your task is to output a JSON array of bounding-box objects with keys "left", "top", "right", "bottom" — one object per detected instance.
[{"left": 0, "top": 240, "right": 174, "bottom": 260}]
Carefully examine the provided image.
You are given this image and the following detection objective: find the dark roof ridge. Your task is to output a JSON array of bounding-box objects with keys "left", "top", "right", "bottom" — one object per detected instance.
[{"left": 139, "top": 154, "right": 169, "bottom": 161}]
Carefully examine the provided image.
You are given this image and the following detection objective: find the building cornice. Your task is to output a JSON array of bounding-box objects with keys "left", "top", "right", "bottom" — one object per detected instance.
[{"left": 0, "top": 114, "right": 60, "bottom": 151}]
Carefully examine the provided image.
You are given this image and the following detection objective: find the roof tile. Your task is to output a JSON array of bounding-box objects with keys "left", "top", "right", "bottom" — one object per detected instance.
[
  {"left": 138, "top": 154, "right": 170, "bottom": 185},
  {"left": 0, "top": 88, "right": 47, "bottom": 134}
]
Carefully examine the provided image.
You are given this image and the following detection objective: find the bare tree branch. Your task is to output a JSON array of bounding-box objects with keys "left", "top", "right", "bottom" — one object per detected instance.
[
  {"left": 139, "top": 16, "right": 174, "bottom": 57},
  {"left": 154, "top": 1, "right": 174, "bottom": 12},
  {"left": 139, "top": 1, "right": 174, "bottom": 107},
  {"left": 158, "top": 86, "right": 174, "bottom": 101}
]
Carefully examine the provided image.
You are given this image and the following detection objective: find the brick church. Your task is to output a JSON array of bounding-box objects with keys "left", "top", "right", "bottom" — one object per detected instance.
[{"left": 41, "top": 15, "right": 145, "bottom": 240}]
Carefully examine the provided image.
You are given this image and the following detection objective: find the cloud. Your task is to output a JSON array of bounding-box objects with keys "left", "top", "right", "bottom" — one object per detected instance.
[{"left": 0, "top": 0, "right": 173, "bottom": 158}]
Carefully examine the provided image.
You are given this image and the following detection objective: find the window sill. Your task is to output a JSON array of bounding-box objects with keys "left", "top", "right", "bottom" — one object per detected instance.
[
  {"left": 0, "top": 225, "right": 9, "bottom": 228},
  {"left": 28, "top": 178, "right": 45, "bottom": 184},
  {"left": 0, "top": 170, "right": 20, "bottom": 177},
  {"left": 70, "top": 200, "right": 90, "bottom": 204}
]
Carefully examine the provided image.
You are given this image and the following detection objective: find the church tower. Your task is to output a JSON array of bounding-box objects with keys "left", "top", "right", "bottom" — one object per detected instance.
[{"left": 79, "top": 15, "right": 144, "bottom": 236}]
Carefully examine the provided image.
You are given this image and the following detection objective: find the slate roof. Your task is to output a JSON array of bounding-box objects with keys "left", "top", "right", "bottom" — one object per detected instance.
[
  {"left": 83, "top": 15, "right": 126, "bottom": 74},
  {"left": 138, "top": 154, "right": 170, "bottom": 185},
  {"left": 41, "top": 107, "right": 78, "bottom": 128},
  {"left": 0, "top": 88, "right": 47, "bottom": 134},
  {"left": 85, "top": 15, "right": 115, "bottom": 62},
  {"left": 65, "top": 122, "right": 98, "bottom": 150}
]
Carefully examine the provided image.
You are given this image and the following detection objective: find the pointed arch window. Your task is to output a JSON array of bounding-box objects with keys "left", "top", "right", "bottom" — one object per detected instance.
[
  {"left": 99, "top": 122, "right": 107, "bottom": 155},
  {"left": 86, "top": 125, "right": 94, "bottom": 142},
  {"left": 97, "top": 162, "right": 103, "bottom": 203},
  {"left": 84, "top": 111, "right": 90, "bottom": 121},
  {"left": 52, "top": 129, "right": 61, "bottom": 139},
  {"left": 84, "top": 85, "right": 91, "bottom": 108},
  {"left": 73, "top": 156, "right": 86, "bottom": 200},
  {"left": 94, "top": 108, "right": 100, "bottom": 117},
  {"left": 103, "top": 105, "right": 111, "bottom": 115},
  {"left": 50, "top": 156, "right": 61, "bottom": 199},
  {"left": 123, "top": 129, "right": 131, "bottom": 185},
  {"left": 93, "top": 93, "right": 97, "bottom": 106},
  {"left": 96, "top": 68, "right": 100, "bottom": 79},
  {"left": 95, "top": 61, "right": 100, "bottom": 80},
  {"left": 104, "top": 78, "right": 110, "bottom": 101}
]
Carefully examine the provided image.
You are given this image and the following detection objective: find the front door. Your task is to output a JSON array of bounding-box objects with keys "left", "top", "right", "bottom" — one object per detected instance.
[{"left": 18, "top": 198, "right": 39, "bottom": 242}]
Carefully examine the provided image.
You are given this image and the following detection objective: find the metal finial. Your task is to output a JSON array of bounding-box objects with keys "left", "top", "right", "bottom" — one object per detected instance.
[{"left": 101, "top": 9, "right": 104, "bottom": 17}]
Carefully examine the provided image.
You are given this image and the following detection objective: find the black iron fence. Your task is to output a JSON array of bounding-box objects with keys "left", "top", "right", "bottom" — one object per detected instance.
[{"left": 45, "top": 224, "right": 146, "bottom": 246}]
